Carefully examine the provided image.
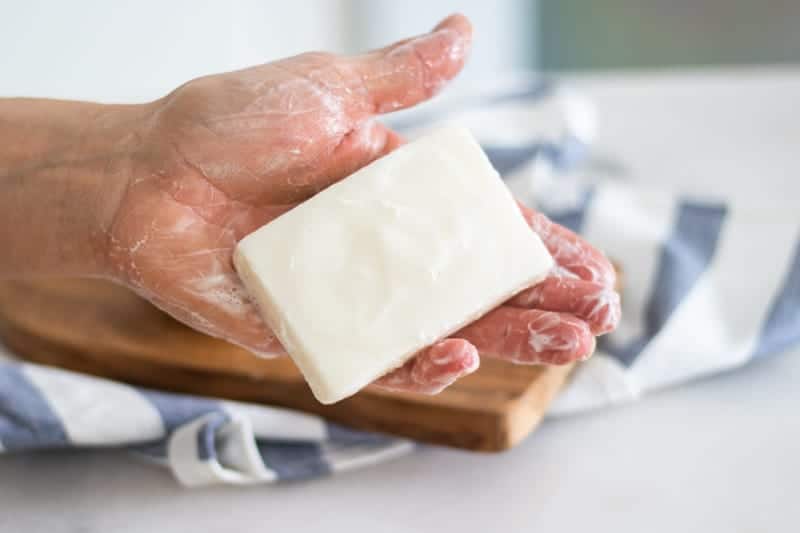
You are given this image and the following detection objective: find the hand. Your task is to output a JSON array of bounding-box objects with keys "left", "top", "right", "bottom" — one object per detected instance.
[
  {"left": 100, "top": 15, "right": 620, "bottom": 394},
  {"left": 375, "top": 202, "right": 620, "bottom": 393}
]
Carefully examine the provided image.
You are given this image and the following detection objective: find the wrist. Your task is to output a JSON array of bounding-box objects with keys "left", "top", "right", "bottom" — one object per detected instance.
[
  {"left": 0, "top": 99, "right": 151, "bottom": 279},
  {"left": 79, "top": 103, "right": 154, "bottom": 278}
]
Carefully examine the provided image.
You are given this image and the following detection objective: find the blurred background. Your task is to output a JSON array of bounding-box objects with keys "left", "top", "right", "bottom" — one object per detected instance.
[
  {"left": 2, "top": 2, "right": 800, "bottom": 530},
  {"left": 3, "top": 0, "right": 800, "bottom": 102}
]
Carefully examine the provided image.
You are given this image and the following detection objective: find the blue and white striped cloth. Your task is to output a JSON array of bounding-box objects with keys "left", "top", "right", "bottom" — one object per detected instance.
[{"left": 1, "top": 78, "right": 798, "bottom": 486}]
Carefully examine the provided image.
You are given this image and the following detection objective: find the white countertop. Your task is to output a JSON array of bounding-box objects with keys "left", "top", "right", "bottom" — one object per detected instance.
[{"left": 2, "top": 69, "right": 799, "bottom": 532}]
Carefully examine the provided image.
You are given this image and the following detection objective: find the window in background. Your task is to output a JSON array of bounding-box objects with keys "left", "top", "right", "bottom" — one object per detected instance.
[{"left": 540, "top": 0, "right": 800, "bottom": 70}]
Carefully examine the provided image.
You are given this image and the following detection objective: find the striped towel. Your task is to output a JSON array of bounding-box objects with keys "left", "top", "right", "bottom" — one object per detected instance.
[
  {"left": 546, "top": 182, "right": 799, "bottom": 413},
  {"left": 1, "top": 78, "right": 797, "bottom": 486}
]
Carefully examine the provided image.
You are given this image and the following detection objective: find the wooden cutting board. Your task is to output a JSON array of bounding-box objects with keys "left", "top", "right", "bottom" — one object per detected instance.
[{"left": 0, "top": 279, "right": 576, "bottom": 451}]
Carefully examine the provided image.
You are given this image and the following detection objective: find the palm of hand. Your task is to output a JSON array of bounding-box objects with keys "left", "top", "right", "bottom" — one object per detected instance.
[
  {"left": 105, "top": 16, "right": 620, "bottom": 394},
  {"left": 108, "top": 53, "right": 400, "bottom": 357}
]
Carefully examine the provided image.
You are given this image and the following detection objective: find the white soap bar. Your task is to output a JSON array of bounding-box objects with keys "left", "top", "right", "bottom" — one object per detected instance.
[{"left": 234, "top": 127, "right": 554, "bottom": 404}]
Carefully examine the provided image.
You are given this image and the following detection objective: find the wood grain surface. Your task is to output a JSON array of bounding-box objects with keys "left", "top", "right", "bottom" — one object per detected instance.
[{"left": 0, "top": 279, "right": 577, "bottom": 451}]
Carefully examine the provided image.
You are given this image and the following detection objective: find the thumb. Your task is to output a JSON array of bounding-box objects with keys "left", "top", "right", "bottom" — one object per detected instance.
[{"left": 348, "top": 14, "right": 472, "bottom": 115}]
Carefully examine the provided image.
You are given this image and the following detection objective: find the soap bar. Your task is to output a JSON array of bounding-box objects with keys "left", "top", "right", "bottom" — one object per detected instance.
[{"left": 234, "top": 127, "right": 554, "bottom": 404}]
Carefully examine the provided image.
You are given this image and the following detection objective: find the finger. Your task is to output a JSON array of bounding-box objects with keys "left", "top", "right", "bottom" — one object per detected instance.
[
  {"left": 508, "top": 276, "right": 621, "bottom": 335},
  {"left": 517, "top": 201, "right": 617, "bottom": 287},
  {"left": 454, "top": 307, "right": 594, "bottom": 365},
  {"left": 372, "top": 338, "right": 479, "bottom": 394},
  {"left": 349, "top": 13, "right": 472, "bottom": 114}
]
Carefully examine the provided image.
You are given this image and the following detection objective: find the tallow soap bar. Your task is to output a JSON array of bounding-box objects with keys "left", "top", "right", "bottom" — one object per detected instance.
[{"left": 234, "top": 127, "right": 554, "bottom": 404}]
